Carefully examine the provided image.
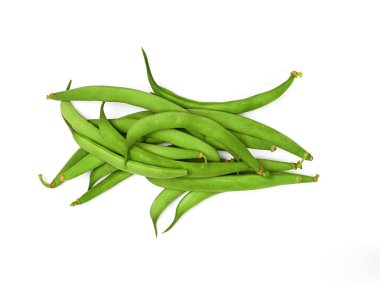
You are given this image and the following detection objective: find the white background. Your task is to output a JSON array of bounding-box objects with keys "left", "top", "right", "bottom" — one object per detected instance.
[{"left": 1, "top": 1, "right": 379, "bottom": 284}]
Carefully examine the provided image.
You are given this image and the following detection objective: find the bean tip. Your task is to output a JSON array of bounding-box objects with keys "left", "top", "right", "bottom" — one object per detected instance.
[
  {"left": 199, "top": 152, "right": 208, "bottom": 165},
  {"left": 38, "top": 174, "right": 53, "bottom": 188},
  {"left": 46, "top": 93, "right": 54, "bottom": 100},
  {"left": 258, "top": 167, "right": 270, "bottom": 178},
  {"left": 313, "top": 174, "right": 320, "bottom": 182},
  {"left": 70, "top": 199, "right": 81, "bottom": 207},
  {"left": 296, "top": 160, "right": 303, "bottom": 169},
  {"left": 270, "top": 145, "right": 277, "bottom": 152},
  {"left": 291, "top": 71, "right": 303, "bottom": 78}
]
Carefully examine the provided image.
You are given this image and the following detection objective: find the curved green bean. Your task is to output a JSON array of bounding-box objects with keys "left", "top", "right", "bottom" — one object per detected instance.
[
  {"left": 125, "top": 112, "right": 268, "bottom": 176},
  {"left": 49, "top": 86, "right": 186, "bottom": 113},
  {"left": 148, "top": 172, "right": 319, "bottom": 192},
  {"left": 142, "top": 48, "right": 302, "bottom": 113},
  {"left": 150, "top": 189, "right": 184, "bottom": 237},
  {"left": 71, "top": 170, "right": 132, "bottom": 206},
  {"left": 189, "top": 109, "right": 313, "bottom": 161},
  {"left": 163, "top": 191, "right": 218, "bottom": 233}
]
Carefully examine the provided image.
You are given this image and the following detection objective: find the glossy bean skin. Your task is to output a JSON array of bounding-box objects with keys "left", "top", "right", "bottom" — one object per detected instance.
[
  {"left": 49, "top": 86, "right": 186, "bottom": 113},
  {"left": 148, "top": 172, "right": 318, "bottom": 192},
  {"left": 189, "top": 109, "right": 313, "bottom": 161},
  {"left": 88, "top": 163, "right": 116, "bottom": 189},
  {"left": 125, "top": 112, "right": 267, "bottom": 176},
  {"left": 71, "top": 170, "right": 132, "bottom": 206},
  {"left": 150, "top": 189, "right": 184, "bottom": 236},
  {"left": 163, "top": 191, "right": 218, "bottom": 233},
  {"left": 136, "top": 142, "right": 204, "bottom": 160},
  {"left": 38, "top": 148, "right": 88, "bottom": 188},
  {"left": 142, "top": 48, "right": 301, "bottom": 114},
  {"left": 91, "top": 115, "right": 221, "bottom": 162}
]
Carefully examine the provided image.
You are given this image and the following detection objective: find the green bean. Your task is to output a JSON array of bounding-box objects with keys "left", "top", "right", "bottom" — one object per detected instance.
[
  {"left": 136, "top": 143, "right": 206, "bottom": 161},
  {"left": 125, "top": 112, "right": 268, "bottom": 176},
  {"left": 142, "top": 48, "right": 302, "bottom": 114},
  {"left": 148, "top": 172, "right": 319, "bottom": 192},
  {"left": 162, "top": 165, "right": 303, "bottom": 233},
  {"left": 38, "top": 148, "right": 88, "bottom": 188},
  {"left": 189, "top": 109, "right": 313, "bottom": 161},
  {"left": 150, "top": 189, "right": 184, "bottom": 237},
  {"left": 49, "top": 86, "right": 186, "bottom": 113},
  {"left": 71, "top": 170, "right": 133, "bottom": 206},
  {"left": 91, "top": 115, "right": 221, "bottom": 162},
  {"left": 163, "top": 191, "right": 218, "bottom": 233},
  {"left": 88, "top": 163, "right": 116, "bottom": 189}
]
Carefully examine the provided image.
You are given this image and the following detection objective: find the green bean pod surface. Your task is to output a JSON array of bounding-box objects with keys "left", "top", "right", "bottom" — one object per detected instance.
[
  {"left": 72, "top": 170, "right": 133, "bottom": 206},
  {"left": 148, "top": 172, "right": 319, "bottom": 192},
  {"left": 189, "top": 109, "right": 313, "bottom": 161},
  {"left": 142, "top": 48, "right": 302, "bottom": 113}
]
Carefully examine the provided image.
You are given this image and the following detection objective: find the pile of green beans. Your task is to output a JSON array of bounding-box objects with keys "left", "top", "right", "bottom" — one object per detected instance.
[{"left": 39, "top": 50, "right": 318, "bottom": 236}]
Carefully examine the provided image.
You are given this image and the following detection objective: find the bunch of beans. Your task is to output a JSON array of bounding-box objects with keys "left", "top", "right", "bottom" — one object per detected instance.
[{"left": 39, "top": 49, "right": 318, "bottom": 235}]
